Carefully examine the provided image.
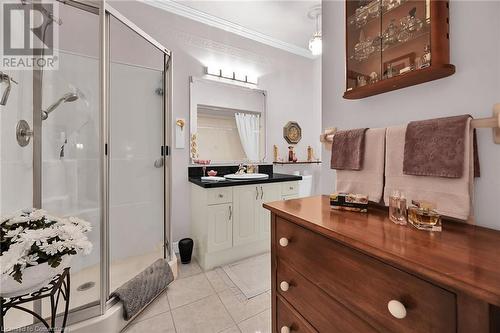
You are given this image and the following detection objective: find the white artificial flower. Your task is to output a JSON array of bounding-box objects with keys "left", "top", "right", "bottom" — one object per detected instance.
[
  {"left": 6, "top": 216, "right": 30, "bottom": 225},
  {"left": 29, "top": 209, "right": 47, "bottom": 222},
  {"left": 24, "top": 254, "right": 39, "bottom": 266},
  {"left": 5, "top": 226, "right": 24, "bottom": 242},
  {"left": 1, "top": 213, "right": 16, "bottom": 225},
  {"left": 1, "top": 209, "right": 92, "bottom": 282},
  {"left": 39, "top": 242, "right": 62, "bottom": 256},
  {"left": 68, "top": 217, "right": 92, "bottom": 232},
  {"left": 0, "top": 242, "right": 31, "bottom": 275}
]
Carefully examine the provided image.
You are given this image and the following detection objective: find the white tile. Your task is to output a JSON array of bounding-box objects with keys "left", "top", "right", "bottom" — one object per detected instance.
[
  {"left": 219, "top": 326, "right": 241, "bottom": 333},
  {"left": 238, "top": 309, "right": 271, "bottom": 333},
  {"left": 167, "top": 273, "right": 215, "bottom": 309},
  {"left": 177, "top": 259, "right": 202, "bottom": 279},
  {"left": 125, "top": 311, "right": 175, "bottom": 333},
  {"left": 218, "top": 288, "right": 271, "bottom": 323},
  {"left": 171, "top": 294, "right": 234, "bottom": 333},
  {"left": 132, "top": 291, "right": 170, "bottom": 323},
  {"left": 205, "top": 267, "right": 236, "bottom": 293}
]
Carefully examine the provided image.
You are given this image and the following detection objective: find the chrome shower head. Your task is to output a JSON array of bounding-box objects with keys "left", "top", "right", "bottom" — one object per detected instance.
[
  {"left": 0, "top": 83, "right": 11, "bottom": 106},
  {"left": 0, "top": 72, "right": 16, "bottom": 106},
  {"left": 42, "top": 92, "right": 79, "bottom": 120}
]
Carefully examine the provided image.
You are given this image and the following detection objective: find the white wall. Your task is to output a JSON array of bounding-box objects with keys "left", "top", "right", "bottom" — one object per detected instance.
[
  {"left": 322, "top": 1, "right": 500, "bottom": 229},
  {"left": 111, "top": 1, "right": 322, "bottom": 242}
]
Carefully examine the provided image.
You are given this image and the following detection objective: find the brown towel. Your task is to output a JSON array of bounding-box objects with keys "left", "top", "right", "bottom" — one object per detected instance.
[
  {"left": 385, "top": 122, "right": 476, "bottom": 222},
  {"left": 403, "top": 115, "right": 480, "bottom": 178},
  {"left": 330, "top": 128, "right": 368, "bottom": 170},
  {"left": 336, "top": 128, "right": 386, "bottom": 203}
]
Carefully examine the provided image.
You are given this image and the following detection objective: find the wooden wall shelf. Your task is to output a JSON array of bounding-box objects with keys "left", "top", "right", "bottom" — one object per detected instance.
[
  {"left": 343, "top": 64, "right": 455, "bottom": 99},
  {"left": 273, "top": 161, "right": 322, "bottom": 165}
]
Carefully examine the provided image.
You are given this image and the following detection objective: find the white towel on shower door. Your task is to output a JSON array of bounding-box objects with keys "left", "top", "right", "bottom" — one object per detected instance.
[{"left": 335, "top": 128, "right": 386, "bottom": 203}]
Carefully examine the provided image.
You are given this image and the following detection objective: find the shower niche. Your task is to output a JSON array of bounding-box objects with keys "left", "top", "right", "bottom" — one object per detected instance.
[{"left": 343, "top": 0, "right": 455, "bottom": 99}]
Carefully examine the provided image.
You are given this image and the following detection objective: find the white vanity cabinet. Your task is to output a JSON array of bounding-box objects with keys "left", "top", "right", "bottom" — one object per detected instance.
[{"left": 191, "top": 181, "right": 299, "bottom": 270}]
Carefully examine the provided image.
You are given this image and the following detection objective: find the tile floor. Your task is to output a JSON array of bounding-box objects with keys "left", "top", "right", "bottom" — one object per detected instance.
[{"left": 124, "top": 259, "right": 272, "bottom": 333}]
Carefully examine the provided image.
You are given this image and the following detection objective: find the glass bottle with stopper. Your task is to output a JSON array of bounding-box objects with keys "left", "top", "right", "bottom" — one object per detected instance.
[
  {"left": 408, "top": 200, "right": 442, "bottom": 231},
  {"left": 389, "top": 190, "right": 407, "bottom": 225}
]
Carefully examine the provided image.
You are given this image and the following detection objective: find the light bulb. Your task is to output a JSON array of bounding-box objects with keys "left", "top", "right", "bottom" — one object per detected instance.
[{"left": 309, "top": 32, "right": 322, "bottom": 56}]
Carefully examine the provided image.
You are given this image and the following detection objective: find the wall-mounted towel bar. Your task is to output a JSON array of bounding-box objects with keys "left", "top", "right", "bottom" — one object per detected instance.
[{"left": 320, "top": 104, "right": 500, "bottom": 145}]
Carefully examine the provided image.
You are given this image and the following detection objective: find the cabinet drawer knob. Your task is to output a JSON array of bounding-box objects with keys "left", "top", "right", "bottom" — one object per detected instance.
[
  {"left": 280, "top": 326, "right": 291, "bottom": 333},
  {"left": 289, "top": 186, "right": 294, "bottom": 190},
  {"left": 218, "top": 194, "right": 224, "bottom": 198},
  {"left": 279, "top": 237, "right": 289, "bottom": 247},
  {"left": 280, "top": 281, "right": 290, "bottom": 291},
  {"left": 387, "top": 300, "right": 407, "bottom": 319}
]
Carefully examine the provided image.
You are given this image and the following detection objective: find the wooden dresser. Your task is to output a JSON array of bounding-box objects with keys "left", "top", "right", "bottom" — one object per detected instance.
[{"left": 263, "top": 196, "right": 500, "bottom": 333}]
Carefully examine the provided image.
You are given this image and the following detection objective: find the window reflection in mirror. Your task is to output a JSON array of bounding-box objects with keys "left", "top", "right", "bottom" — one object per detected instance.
[{"left": 190, "top": 78, "right": 266, "bottom": 164}]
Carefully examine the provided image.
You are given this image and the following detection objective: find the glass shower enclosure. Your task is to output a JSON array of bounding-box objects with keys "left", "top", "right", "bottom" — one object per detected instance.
[{"left": 0, "top": 0, "right": 172, "bottom": 330}]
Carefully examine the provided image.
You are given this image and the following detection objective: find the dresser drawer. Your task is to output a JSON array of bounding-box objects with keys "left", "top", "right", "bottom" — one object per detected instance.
[
  {"left": 207, "top": 187, "right": 232, "bottom": 205},
  {"left": 281, "top": 182, "right": 298, "bottom": 196},
  {"left": 276, "top": 217, "right": 456, "bottom": 333},
  {"left": 277, "top": 295, "right": 317, "bottom": 333},
  {"left": 277, "top": 259, "right": 378, "bottom": 333}
]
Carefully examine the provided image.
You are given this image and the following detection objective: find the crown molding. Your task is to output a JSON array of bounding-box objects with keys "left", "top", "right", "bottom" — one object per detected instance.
[{"left": 140, "top": 0, "right": 315, "bottom": 59}]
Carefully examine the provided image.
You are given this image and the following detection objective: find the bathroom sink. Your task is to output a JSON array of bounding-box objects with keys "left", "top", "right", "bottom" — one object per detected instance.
[{"left": 224, "top": 173, "right": 269, "bottom": 180}]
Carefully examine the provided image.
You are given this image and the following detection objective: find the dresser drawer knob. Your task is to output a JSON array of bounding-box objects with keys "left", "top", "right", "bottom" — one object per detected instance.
[
  {"left": 279, "top": 237, "right": 289, "bottom": 247},
  {"left": 280, "top": 326, "right": 291, "bottom": 333},
  {"left": 387, "top": 300, "right": 407, "bottom": 319},
  {"left": 218, "top": 194, "right": 224, "bottom": 198},
  {"left": 280, "top": 281, "right": 290, "bottom": 291}
]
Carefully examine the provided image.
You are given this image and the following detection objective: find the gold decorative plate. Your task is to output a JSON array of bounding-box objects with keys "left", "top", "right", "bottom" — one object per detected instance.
[{"left": 283, "top": 121, "right": 302, "bottom": 144}]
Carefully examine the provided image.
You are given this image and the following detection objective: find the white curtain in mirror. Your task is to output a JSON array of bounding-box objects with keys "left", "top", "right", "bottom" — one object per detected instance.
[{"left": 235, "top": 113, "right": 260, "bottom": 161}]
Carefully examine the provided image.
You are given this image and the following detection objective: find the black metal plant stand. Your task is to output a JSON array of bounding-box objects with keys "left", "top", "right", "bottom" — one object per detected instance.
[{"left": 0, "top": 268, "right": 70, "bottom": 333}]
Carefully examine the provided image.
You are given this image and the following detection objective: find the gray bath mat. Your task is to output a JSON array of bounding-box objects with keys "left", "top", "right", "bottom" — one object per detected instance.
[
  {"left": 222, "top": 253, "right": 271, "bottom": 299},
  {"left": 111, "top": 258, "right": 174, "bottom": 320}
]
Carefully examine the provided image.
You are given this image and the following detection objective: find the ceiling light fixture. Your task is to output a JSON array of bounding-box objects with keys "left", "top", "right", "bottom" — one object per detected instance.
[{"left": 308, "top": 6, "right": 322, "bottom": 56}]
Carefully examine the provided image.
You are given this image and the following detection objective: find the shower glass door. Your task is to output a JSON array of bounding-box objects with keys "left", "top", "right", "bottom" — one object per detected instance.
[
  {"left": 108, "top": 14, "right": 167, "bottom": 295},
  {"left": 0, "top": 65, "right": 35, "bottom": 333},
  {"left": 40, "top": 1, "right": 101, "bottom": 319}
]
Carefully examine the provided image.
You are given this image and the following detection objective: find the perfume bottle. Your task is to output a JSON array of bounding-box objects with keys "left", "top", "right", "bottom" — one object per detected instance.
[
  {"left": 288, "top": 146, "right": 295, "bottom": 162},
  {"left": 421, "top": 45, "right": 431, "bottom": 68},
  {"left": 408, "top": 200, "right": 442, "bottom": 231},
  {"left": 389, "top": 190, "right": 407, "bottom": 225}
]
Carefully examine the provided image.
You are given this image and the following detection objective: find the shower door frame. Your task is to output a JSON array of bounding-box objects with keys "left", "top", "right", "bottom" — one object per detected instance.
[
  {"left": 29, "top": 0, "right": 173, "bottom": 325},
  {"left": 99, "top": 1, "right": 173, "bottom": 316}
]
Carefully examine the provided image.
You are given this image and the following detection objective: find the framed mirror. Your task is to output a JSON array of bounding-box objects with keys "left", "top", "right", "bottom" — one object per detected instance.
[{"left": 189, "top": 77, "right": 266, "bottom": 164}]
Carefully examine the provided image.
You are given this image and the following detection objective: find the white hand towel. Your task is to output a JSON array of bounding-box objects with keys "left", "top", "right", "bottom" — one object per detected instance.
[
  {"left": 336, "top": 128, "right": 386, "bottom": 203},
  {"left": 384, "top": 120, "right": 475, "bottom": 221}
]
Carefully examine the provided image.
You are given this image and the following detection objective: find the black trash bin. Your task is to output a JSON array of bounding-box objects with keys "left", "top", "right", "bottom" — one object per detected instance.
[{"left": 178, "top": 238, "right": 194, "bottom": 264}]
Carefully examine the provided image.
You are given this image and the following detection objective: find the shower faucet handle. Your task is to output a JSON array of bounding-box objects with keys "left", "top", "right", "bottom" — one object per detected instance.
[{"left": 16, "top": 120, "right": 33, "bottom": 147}]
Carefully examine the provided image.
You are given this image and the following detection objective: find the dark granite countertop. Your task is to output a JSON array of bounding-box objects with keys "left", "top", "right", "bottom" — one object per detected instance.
[{"left": 189, "top": 173, "right": 302, "bottom": 188}]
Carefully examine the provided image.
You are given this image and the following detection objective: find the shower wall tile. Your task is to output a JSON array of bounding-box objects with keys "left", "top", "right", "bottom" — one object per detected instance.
[
  {"left": 110, "top": 158, "right": 163, "bottom": 206},
  {"left": 109, "top": 201, "right": 164, "bottom": 261},
  {"left": 0, "top": 161, "right": 32, "bottom": 214}
]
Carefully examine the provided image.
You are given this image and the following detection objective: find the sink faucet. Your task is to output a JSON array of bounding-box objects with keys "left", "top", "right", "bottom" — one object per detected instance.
[{"left": 236, "top": 163, "right": 246, "bottom": 175}]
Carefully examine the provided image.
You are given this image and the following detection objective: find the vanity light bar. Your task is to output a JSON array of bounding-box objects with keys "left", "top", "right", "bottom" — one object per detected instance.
[{"left": 205, "top": 66, "right": 258, "bottom": 85}]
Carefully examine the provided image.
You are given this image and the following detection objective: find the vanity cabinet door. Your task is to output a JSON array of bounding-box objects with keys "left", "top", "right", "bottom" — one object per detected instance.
[
  {"left": 259, "top": 183, "right": 282, "bottom": 239},
  {"left": 207, "top": 203, "right": 233, "bottom": 253},
  {"left": 233, "top": 185, "right": 261, "bottom": 246}
]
